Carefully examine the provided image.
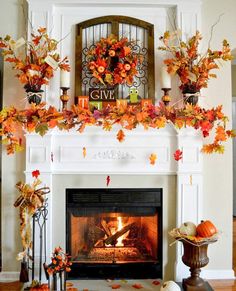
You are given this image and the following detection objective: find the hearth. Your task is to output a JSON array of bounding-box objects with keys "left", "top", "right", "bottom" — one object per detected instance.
[{"left": 66, "top": 188, "right": 162, "bottom": 279}]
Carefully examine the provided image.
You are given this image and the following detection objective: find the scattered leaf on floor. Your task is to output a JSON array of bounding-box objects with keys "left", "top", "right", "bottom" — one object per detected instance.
[
  {"left": 152, "top": 280, "right": 160, "bottom": 285},
  {"left": 66, "top": 282, "right": 73, "bottom": 287},
  {"left": 132, "top": 283, "right": 143, "bottom": 289},
  {"left": 111, "top": 284, "right": 121, "bottom": 289}
]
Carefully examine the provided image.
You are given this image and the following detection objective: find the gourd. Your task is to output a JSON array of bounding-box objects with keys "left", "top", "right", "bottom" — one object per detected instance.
[
  {"left": 179, "top": 221, "right": 197, "bottom": 236},
  {"left": 160, "top": 281, "right": 181, "bottom": 291},
  {"left": 196, "top": 220, "right": 217, "bottom": 238}
]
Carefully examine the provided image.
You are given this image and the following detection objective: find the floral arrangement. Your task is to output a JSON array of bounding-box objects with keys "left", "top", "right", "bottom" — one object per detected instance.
[
  {"left": 159, "top": 31, "right": 232, "bottom": 93},
  {"left": 46, "top": 246, "right": 72, "bottom": 275},
  {"left": 14, "top": 170, "right": 50, "bottom": 260},
  {"left": 0, "top": 27, "right": 70, "bottom": 92},
  {"left": 0, "top": 102, "right": 235, "bottom": 156},
  {"left": 87, "top": 34, "right": 141, "bottom": 86}
]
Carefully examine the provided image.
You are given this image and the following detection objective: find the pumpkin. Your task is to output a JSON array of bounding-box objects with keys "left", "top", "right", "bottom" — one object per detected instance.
[
  {"left": 160, "top": 281, "right": 181, "bottom": 291},
  {"left": 196, "top": 220, "right": 217, "bottom": 238},
  {"left": 179, "top": 221, "right": 197, "bottom": 236}
]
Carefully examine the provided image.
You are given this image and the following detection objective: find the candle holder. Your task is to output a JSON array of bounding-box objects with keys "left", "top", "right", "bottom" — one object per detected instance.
[
  {"left": 161, "top": 88, "right": 171, "bottom": 106},
  {"left": 60, "top": 87, "right": 70, "bottom": 110}
]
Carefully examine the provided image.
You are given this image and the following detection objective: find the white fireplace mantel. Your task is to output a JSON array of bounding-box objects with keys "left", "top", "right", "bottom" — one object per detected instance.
[{"left": 25, "top": 124, "right": 203, "bottom": 281}]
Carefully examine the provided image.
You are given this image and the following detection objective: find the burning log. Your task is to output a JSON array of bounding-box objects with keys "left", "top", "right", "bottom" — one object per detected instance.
[
  {"left": 101, "top": 219, "right": 112, "bottom": 237},
  {"left": 104, "top": 222, "right": 136, "bottom": 246}
]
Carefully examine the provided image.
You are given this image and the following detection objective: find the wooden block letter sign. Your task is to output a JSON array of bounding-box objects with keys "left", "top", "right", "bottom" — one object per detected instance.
[
  {"left": 89, "top": 88, "right": 116, "bottom": 101},
  {"left": 78, "top": 96, "right": 89, "bottom": 108}
]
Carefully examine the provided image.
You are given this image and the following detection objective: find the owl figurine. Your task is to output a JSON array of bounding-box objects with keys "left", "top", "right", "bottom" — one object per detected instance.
[{"left": 128, "top": 87, "right": 141, "bottom": 104}]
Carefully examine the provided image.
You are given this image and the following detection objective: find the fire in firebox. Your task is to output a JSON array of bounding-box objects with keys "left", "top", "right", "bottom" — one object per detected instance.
[{"left": 70, "top": 213, "right": 158, "bottom": 264}]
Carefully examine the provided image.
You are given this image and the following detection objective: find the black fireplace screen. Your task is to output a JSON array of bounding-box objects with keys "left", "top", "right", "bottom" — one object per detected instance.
[{"left": 66, "top": 189, "right": 162, "bottom": 279}]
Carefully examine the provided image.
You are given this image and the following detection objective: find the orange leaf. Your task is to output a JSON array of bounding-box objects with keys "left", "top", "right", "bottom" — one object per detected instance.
[
  {"left": 111, "top": 284, "right": 121, "bottom": 289},
  {"left": 48, "top": 119, "right": 58, "bottom": 128},
  {"left": 149, "top": 153, "right": 157, "bottom": 165},
  {"left": 215, "top": 126, "right": 227, "bottom": 142},
  {"left": 132, "top": 283, "right": 143, "bottom": 289},
  {"left": 117, "top": 129, "right": 125, "bottom": 142},
  {"left": 83, "top": 147, "right": 86, "bottom": 158}
]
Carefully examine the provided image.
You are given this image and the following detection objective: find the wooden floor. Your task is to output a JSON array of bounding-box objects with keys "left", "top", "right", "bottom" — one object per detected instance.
[
  {"left": 0, "top": 219, "right": 236, "bottom": 290},
  {"left": 0, "top": 280, "right": 235, "bottom": 291}
]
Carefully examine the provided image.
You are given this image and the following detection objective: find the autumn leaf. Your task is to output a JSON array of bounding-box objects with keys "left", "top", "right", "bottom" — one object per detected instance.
[
  {"left": 106, "top": 175, "right": 111, "bottom": 187},
  {"left": 132, "top": 283, "right": 143, "bottom": 289},
  {"left": 83, "top": 147, "right": 86, "bottom": 158},
  {"left": 111, "top": 284, "right": 121, "bottom": 289},
  {"left": 215, "top": 126, "right": 227, "bottom": 142},
  {"left": 103, "top": 121, "right": 112, "bottom": 131},
  {"left": 152, "top": 280, "right": 160, "bottom": 285},
  {"left": 174, "top": 149, "right": 183, "bottom": 161},
  {"left": 149, "top": 153, "right": 157, "bottom": 165},
  {"left": 35, "top": 123, "right": 48, "bottom": 136},
  {"left": 155, "top": 116, "right": 166, "bottom": 128},
  {"left": 117, "top": 129, "right": 125, "bottom": 142},
  {"left": 175, "top": 118, "right": 184, "bottom": 129},
  {"left": 226, "top": 129, "right": 236, "bottom": 138},
  {"left": 48, "top": 119, "right": 58, "bottom": 128},
  {"left": 32, "top": 170, "right": 40, "bottom": 179}
]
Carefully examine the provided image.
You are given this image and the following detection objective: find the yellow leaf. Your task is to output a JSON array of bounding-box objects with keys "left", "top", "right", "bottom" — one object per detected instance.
[{"left": 149, "top": 153, "right": 157, "bottom": 165}]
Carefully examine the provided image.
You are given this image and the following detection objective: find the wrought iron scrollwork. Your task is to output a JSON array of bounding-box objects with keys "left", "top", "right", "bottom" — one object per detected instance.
[{"left": 81, "top": 25, "right": 149, "bottom": 99}]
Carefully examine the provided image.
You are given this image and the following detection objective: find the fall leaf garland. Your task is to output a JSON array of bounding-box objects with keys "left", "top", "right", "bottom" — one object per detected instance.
[{"left": 0, "top": 102, "right": 234, "bottom": 156}]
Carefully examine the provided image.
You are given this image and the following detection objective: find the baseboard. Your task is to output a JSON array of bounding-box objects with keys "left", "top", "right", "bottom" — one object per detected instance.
[
  {"left": 0, "top": 271, "right": 19, "bottom": 281},
  {"left": 201, "top": 269, "right": 235, "bottom": 280}
]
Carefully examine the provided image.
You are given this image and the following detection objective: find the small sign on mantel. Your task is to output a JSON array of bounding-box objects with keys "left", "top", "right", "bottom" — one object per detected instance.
[{"left": 89, "top": 88, "right": 116, "bottom": 101}]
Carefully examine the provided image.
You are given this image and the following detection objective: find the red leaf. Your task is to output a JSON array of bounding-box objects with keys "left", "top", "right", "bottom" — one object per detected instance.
[
  {"left": 32, "top": 169, "right": 40, "bottom": 178},
  {"left": 174, "top": 149, "right": 183, "bottom": 161},
  {"left": 106, "top": 175, "right": 110, "bottom": 187},
  {"left": 152, "top": 280, "right": 160, "bottom": 285}
]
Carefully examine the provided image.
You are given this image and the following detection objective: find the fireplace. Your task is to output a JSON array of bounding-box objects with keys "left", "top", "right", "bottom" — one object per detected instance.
[{"left": 66, "top": 188, "right": 162, "bottom": 279}]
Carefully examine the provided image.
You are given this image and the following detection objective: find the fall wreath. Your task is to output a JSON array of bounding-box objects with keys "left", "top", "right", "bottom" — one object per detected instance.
[{"left": 87, "top": 34, "right": 141, "bottom": 86}]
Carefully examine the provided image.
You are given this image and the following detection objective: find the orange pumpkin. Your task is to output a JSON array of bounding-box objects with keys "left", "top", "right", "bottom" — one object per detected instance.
[{"left": 196, "top": 220, "right": 217, "bottom": 238}]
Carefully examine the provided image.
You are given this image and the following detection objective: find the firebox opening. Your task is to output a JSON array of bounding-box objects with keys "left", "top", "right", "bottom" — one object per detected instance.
[{"left": 66, "top": 189, "right": 162, "bottom": 279}]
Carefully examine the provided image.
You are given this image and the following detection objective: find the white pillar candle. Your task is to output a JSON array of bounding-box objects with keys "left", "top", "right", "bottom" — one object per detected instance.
[
  {"left": 60, "top": 70, "right": 70, "bottom": 88},
  {"left": 161, "top": 65, "right": 171, "bottom": 88}
]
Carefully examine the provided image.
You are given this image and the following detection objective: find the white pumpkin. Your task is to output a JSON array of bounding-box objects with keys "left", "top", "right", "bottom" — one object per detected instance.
[
  {"left": 179, "top": 221, "right": 197, "bottom": 236},
  {"left": 160, "top": 281, "right": 181, "bottom": 291}
]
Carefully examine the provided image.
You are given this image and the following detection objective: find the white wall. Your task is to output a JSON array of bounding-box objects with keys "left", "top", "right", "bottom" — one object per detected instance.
[
  {"left": 0, "top": 0, "right": 235, "bottom": 279},
  {"left": 201, "top": 0, "right": 236, "bottom": 275},
  {"left": 0, "top": 0, "right": 26, "bottom": 273}
]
